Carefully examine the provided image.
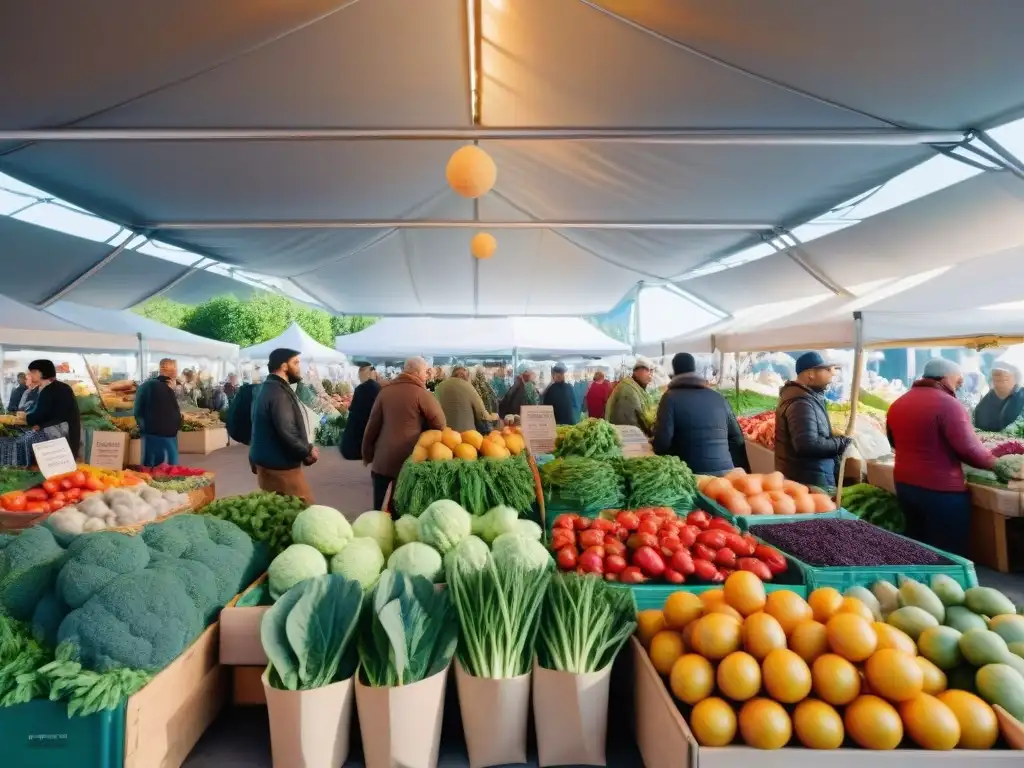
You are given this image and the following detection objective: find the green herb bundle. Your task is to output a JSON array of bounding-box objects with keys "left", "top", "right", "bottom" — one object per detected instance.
[
  {"left": 841, "top": 484, "right": 906, "bottom": 532},
  {"left": 718, "top": 389, "right": 779, "bottom": 417},
  {"left": 994, "top": 454, "right": 1024, "bottom": 484},
  {"left": 357, "top": 569, "right": 458, "bottom": 687},
  {"left": 618, "top": 455, "right": 697, "bottom": 509},
  {"left": 203, "top": 491, "right": 307, "bottom": 554},
  {"left": 553, "top": 418, "right": 622, "bottom": 459},
  {"left": 393, "top": 455, "right": 536, "bottom": 517},
  {"left": 537, "top": 573, "right": 636, "bottom": 674},
  {"left": 0, "top": 467, "right": 44, "bottom": 495},
  {"left": 39, "top": 643, "right": 152, "bottom": 716},
  {"left": 261, "top": 574, "right": 363, "bottom": 691},
  {"left": 446, "top": 556, "right": 550, "bottom": 679},
  {"left": 540, "top": 457, "right": 625, "bottom": 511}
]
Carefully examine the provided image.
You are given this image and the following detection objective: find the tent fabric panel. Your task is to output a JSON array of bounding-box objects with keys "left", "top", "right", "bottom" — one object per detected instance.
[
  {"left": 242, "top": 321, "right": 347, "bottom": 362},
  {"left": 592, "top": 0, "right": 1024, "bottom": 130},
  {"left": 62, "top": 254, "right": 190, "bottom": 309},
  {"left": 162, "top": 271, "right": 261, "bottom": 305},
  {"left": 0, "top": 294, "right": 140, "bottom": 352},
  {"left": 678, "top": 257, "right": 832, "bottom": 312},
  {"left": 509, "top": 317, "right": 631, "bottom": 357}
]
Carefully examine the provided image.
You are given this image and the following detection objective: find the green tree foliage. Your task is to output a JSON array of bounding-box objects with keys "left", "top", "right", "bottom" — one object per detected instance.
[{"left": 133, "top": 294, "right": 377, "bottom": 348}]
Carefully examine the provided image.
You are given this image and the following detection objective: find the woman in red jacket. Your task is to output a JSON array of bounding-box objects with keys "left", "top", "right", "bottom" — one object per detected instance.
[
  {"left": 886, "top": 358, "right": 996, "bottom": 556},
  {"left": 584, "top": 371, "right": 614, "bottom": 419}
]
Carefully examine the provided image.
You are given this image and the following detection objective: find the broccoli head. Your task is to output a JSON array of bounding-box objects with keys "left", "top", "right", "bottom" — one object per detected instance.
[
  {"left": 146, "top": 553, "right": 221, "bottom": 624},
  {"left": 57, "top": 569, "right": 202, "bottom": 672},
  {"left": 31, "top": 587, "right": 69, "bottom": 648},
  {"left": 0, "top": 526, "right": 66, "bottom": 620},
  {"left": 56, "top": 531, "right": 150, "bottom": 609},
  {"left": 141, "top": 514, "right": 207, "bottom": 557}
]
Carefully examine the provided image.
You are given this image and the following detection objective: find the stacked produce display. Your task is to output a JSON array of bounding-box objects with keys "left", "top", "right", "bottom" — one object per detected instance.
[
  {"left": 700, "top": 470, "right": 836, "bottom": 517},
  {"left": 639, "top": 570, "right": 1024, "bottom": 751}
]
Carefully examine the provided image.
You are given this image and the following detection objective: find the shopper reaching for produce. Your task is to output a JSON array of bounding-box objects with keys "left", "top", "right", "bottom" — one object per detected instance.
[
  {"left": 974, "top": 361, "right": 1024, "bottom": 433},
  {"left": 774, "top": 352, "right": 850, "bottom": 492},
  {"left": 542, "top": 363, "right": 579, "bottom": 425},
  {"left": 362, "top": 356, "right": 446, "bottom": 510},
  {"left": 653, "top": 352, "right": 749, "bottom": 475},
  {"left": 25, "top": 359, "right": 81, "bottom": 458},
  {"left": 250, "top": 348, "right": 318, "bottom": 504},
  {"left": 886, "top": 358, "right": 995, "bottom": 557},
  {"left": 606, "top": 358, "right": 654, "bottom": 436}
]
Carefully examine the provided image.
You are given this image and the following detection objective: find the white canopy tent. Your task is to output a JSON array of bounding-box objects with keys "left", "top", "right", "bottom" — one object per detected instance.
[
  {"left": 242, "top": 322, "right": 348, "bottom": 364},
  {"left": 0, "top": 293, "right": 138, "bottom": 353},
  {"left": 334, "top": 316, "right": 630, "bottom": 360}
]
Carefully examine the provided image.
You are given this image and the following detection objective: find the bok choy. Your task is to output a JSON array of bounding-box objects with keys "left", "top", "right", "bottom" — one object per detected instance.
[
  {"left": 446, "top": 554, "right": 550, "bottom": 679},
  {"left": 537, "top": 573, "right": 636, "bottom": 674},
  {"left": 357, "top": 569, "right": 458, "bottom": 687},
  {"left": 261, "top": 574, "right": 363, "bottom": 691}
]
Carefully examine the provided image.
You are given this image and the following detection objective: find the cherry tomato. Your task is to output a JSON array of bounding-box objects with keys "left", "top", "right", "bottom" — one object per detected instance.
[
  {"left": 1, "top": 492, "right": 26, "bottom": 512},
  {"left": 632, "top": 546, "right": 666, "bottom": 577},
  {"left": 70, "top": 471, "right": 87, "bottom": 488},
  {"left": 637, "top": 518, "right": 660, "bottom": 536},
  {"left": 659, "top": 535, "right": 682, "bottom": 557},
  {"left": 550, "top": 528, "right": 576, "bottom": 550},
  {"left": 627, "top": 532, "right": 658, "bottom": 551},
  {"left": 60, "top": 478, "right": 75, "bottom": 491},
  {"left": 24, "top": 488, "right": 48, "bottom": 502},
  {"left": 42, "top": 480, "right": 60, "bottom": 496},
  {"left": 691, "top": 559, "right": 720, "bottom": 581},
  {"left": 696, "top": 530, "right": 728, "bottom": 550},
  {"left": 48, "top": 500, "right": 65, "bottom": 512},
  {"left": 85, "top": 476, "right": 106, "bottom": 492},
  {"left": 662, "top": 568, "right": 685, "bottom": 585},
  {"left": 671, "top": 549, "right": 695, "bottom": 575},
  {"left": 591, "top": 518, "right": 617, "bottom": 533},
  {"left": 578, "top": 550, "right": 604, "bottom": 575},
  {"left": 737, "top": 557, "right": 773, "bottom": 581},
  {"left": 553, "top": 514, "right": 578, "bottom": 531},
  {"left": 49, "top": 492, "right": 66, "bottom": 505},
  {"left": 555, "top": 547, "right": 578, "bottom": 571},
  {"left": 578, "top": 529, "right": 606, "bottom": 550},
  {"left": 64, "top": 487, "right": 82, "bottom": 502},
  {"left": 725, "top": 532, "right": 753, "bottom": 556}
]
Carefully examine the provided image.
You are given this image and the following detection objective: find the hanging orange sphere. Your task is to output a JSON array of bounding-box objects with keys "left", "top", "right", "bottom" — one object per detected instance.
[
  {"left": 470, "top": 232, "right": 497, "bottom": 259},
  {"left": 446, "top": 145, "right": 497, "bottom": 198}
]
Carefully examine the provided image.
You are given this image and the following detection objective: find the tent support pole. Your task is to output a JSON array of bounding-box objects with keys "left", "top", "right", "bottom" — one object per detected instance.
[
  {"left": 0, "top": 346, "right": 5, "bottom": 408},
  {"left": 837, "top": 313, "right": 865, "bottom": 508},
  {"left": 735, "top": 353, "right": 741, "bottom": 400},
  {"left": 769, "top": 232, "right": 852, "bottom": 297},
  {"left": 137, "top": 333, "right": 145, "bottom": 381},
  {"left": 37, "top": 237, "right": 139, "bottom": 308}
]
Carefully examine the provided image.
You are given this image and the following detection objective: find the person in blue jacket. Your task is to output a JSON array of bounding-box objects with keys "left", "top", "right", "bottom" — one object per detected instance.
[
  {"left": 542, "top": 363, "right": 579, "bottom": 425},
  {"left": 134, "top": 358, "right": 182, "bottom": 466}
]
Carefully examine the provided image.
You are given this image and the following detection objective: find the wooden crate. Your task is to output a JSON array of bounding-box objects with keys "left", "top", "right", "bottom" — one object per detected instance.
[{"left": 177, "top": 428, "right": 229, "bottom": 455}]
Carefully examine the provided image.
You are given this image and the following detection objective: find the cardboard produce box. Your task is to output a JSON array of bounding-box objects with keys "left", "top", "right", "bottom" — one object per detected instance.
[
  {"left": 219, "top": 577, "right": 270, "bottom": 666},
  {"left": 177, "top": 427, "right": 228, "bottom": 455},
  {"left": 632, "top": 637, "right": 1023, "bottom": 768},
  {"left": 866, "top": 460, "right": 896, "bottom": 493},
  {"left": 744, "top": 439, "right": 775, "bottom": 475}
]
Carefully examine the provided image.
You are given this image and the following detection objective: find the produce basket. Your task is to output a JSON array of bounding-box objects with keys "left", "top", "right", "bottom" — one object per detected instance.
[
  {"left": 0, "top": 506, "right": 52, "bottom": 532},
  {"left": 698, "top": 492, "right": 855, "bottom": 531}
]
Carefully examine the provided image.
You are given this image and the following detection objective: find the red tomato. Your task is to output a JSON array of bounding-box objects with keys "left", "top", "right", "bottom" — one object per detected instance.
[
  {"left": 64, "top": 487, "right": 82, "bottom": 502},
  {"left": 615, "top": 511, "right": 639, "bottom": 531},
  {"left": 693, "top": 543, "right": 716, "bottom": 562},
  {"left": 696, "top": 529, "right": 728, "bottom": 550},
  {"left": 572, "top": 516, "right": 592, "bottom": 531},
  {"left": 714, "top": 547, "right": 738, "bottom": 568},
  {"left": 724, "top": 533, "right": 753, "bottom": 556},
  {"left": 653, "top": 507, "right": 677, "bottom": 519},
  {"left": 742, "top": 533, "right": 759, "bottom": 552},
  {"left": 555, "top": 547, "right": 578, "bottom": 571},
  {"left": 626, "top": 532, "right": 658, "bottom": 551},
  {"left": 553, "top": 514, "right": 578, "bottom": 530},
  {"left": 671, "top": 549, "right": 695, "bottom": 575},
  {"left": 70, "top": 471, "right": 87, "bottom": 488},
  {"left": 578, "top": 529, "right": 606, "bottom": 549},
  {"left": 604, "top": 554, "right": 627, "bottom": 575},
  {"left": 42, "top": 480, "right": 60, "bottom": 496},
  {"left": 578, "top": 550, "right": 604, "bottom": 575},
  {"left": 686, "top": 510, "right": 711, "bottom": 530},
  {"left": 708, "top": 518, "right": 739, "bottom": 533},
  {"left": 24, "top": 502, "right": 48, "bottom": 513},
  {"left": 48, "top": 500, "right": 65, "bottom": 512},
  {"left": 736, "top": 557, "right": 773, "bottom": 581},
  {"left": 678, "top": 524, "right": 699, "bottom": 548},
  {"left": 1, "top": 492, "right": 26, "bottom": 512},
  {"left": 615, "top": 527, "right": 630, "bottom": 542},
  {"left": 754, "top": 545, "right": 788, "bottom": 575},
  {"left": 584, "top": 545, "right": 606, "bottom": 560},
  {"left": 60, "top": 478, "right": 75, "bottom": 491},
  {"left": 637, "top": 518, "right": 660, "bottom": 536},
  {"left": 632, "top": 546, "right": 666, "bottom": 577},
  {"left": 591, "top": 518, "right": 617, "bottom": 533},
  {"left": 550, "top": 528, "right": 576, "bottom": 550},
  {"left": 659, "top": 535, "right": 682, "bottom": 557},
  {"left": 691, "top": 558, "right": 720, "bottom": 581},
  {"left": 602, "top": 536, "right": 626, "bottom": 557},
  {"left": 49, "top": 492, "right": 66, "bottom": 505},
  {"left": 24, "top": 488, "right": 48, "bottom": 502},
  {"left": 604, "top": 573, "right": 619, "bottom": 582},
  {"left": 662, "top": 568, "right": 685, "bottom": 584},
  {"left": 619, "top": 566, "right": 646, "bottom": 584},
  {"left": 85, "top": 476, "right": 106, "bottom": 492}
]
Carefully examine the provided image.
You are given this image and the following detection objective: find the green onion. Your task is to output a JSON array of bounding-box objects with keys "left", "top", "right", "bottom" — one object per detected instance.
[
  {"left": 537, "top": 573, "right": 636, "bottom": 674},
  {"left": 447, "top": 557, "right": 550, "bottom": 679}
]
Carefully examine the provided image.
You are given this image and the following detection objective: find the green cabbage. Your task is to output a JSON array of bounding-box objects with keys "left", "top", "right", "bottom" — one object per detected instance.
[
  {"left": 351, "top": 511, "right": 395, "bottom": 559},
  {"left": 268, "top": 544, "right": 328, "bottom": 600},
  {"left": 291, "top": 506, "right": 353, "bottom": 556},
  {"left": 394, "top": 515, "right": 421, "bottom": 546},
  {"left": 491, "top": 535, "right": 551, "bottom": 572},
  {"left": 443, "top": 535, "right": 490, "bottom": 577},
  {"left": 479, "top": 505, "right": 518, "bottom": 544},
  {"left": 419, "top": 500, "right": 472, "bottom": 555},
  {"left": 329, "top": 538, "right": 385, "bottom": 590},
  {"left": 387, "top": 542, "right": 443, "bottom": 582}
]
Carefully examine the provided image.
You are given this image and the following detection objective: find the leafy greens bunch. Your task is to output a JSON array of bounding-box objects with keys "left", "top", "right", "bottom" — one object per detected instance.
[
  {"left": 357, "top": 569, "right": 458, "bottom": 687},
  {"left": 540, "top": 457, "right": 625, "bottom": 512},
  {"left": 553, "top": 418, "right": 622, "bottom": 460},
  {"left": 261, "top": 574, "right": 364, "bottom": 691}
]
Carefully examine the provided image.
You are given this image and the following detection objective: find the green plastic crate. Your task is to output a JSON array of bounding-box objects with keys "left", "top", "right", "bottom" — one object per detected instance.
[
  {"left": 698, "top": 492, "right": 855, "bottom": 531},
  {"left": 0, "top": 699, "right": 125, "bottom": 768}
]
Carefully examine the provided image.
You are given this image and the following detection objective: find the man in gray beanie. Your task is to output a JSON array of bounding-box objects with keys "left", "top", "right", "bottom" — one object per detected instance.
[
  {"left": 886, "top": 358, "right": 995, "bottom": 556},
  {"left": 974, "top": 361, "right": 1024, "bottom": 433}
]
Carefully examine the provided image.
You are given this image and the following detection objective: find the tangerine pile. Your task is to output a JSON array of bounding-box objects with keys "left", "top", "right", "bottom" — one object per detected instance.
[{"left": 639, "top": 575, "right": 1001, "bottom": 750}]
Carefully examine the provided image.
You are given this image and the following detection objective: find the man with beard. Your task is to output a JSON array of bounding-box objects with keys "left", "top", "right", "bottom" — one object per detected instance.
[
  {"left": 774, "top": 352, "right": 850, "bottom": 491},
  {"left": 888, "top": 358, "right": 995, "bottom": 555},
  {"left": 249, "top": 348, "right": 318, "bottom": 503}
]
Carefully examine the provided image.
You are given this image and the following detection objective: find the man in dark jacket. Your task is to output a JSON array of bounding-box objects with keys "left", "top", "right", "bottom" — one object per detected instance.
[
  {"left": 653, "top": 353, "right": 749, "bottom": 475},
  {"left": 6, "top": 373, "right": 26, "bottom": 413},
  {"left": 250, "top": 348, "right": 318, "bottom": 503},
  {"left": 341, "top": 364, "right": 381, "bottom": 461},
  {"left": 134, "top": 358, "right": 182, "bottom": 466},
  {"left": 498, "top": 369, "right": 539, "bottom": 419},
  {"left": 25, "top": 359, "right": 81, "bottom": 457},
  {"left": 888, "top": 358, "right": 995, "bottom": 556},
  {"left": 774, "top": 352, "right": 851, "bottom": 491},
  {"left": 542, "top": 363, "right": 578, "bottom": 425}
]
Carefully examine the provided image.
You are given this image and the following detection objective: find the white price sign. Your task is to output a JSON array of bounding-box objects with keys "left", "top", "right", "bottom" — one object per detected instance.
[
  {"left": 32, "top": 437, "right": 78, "bottom": 479},
  {"left": 615, "top": 425, "right": 653, "bottom": 458},
  {"left": 519, "top": 406, "right": 557, "bottom": 456},
  {"left": 89, "top": 431, "right": 127, "bottom": 470}
]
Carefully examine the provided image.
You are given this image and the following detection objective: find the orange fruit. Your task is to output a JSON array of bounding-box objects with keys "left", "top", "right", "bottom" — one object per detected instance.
[
  {"left": 738, "top": 698, "right": 792, "bottom": 749},
  {"left": 811, "top": 654, "right": 861, "bottom": 706},
  {"left": 807, "top": 587, "right": 844, "bottom": 623},
  {"left": 873, "top": 622, "right": 917, "bottom": 656},
  {"left": 844, "top": 695, "right": 903, "bottom": 750},
  {"left": 826, "top": 613, "right": 878, "bottom": 662},
  {"left": 724, "top": 571, "right": 767, "bottom": 616},
  {"left": 636, "top": 610, "right": 666, "bottom": 647},
  {"left": 792, "top": 699, "right": 844, "bottom": 750},
  {"left": 705, "top": 602, "right": 744, "bottom": 622},
  {"left": 936, "top": 690, "right": 999, "bottom": 750},
  {"left": 681, "top": 620, "right": 697, "bottom": 652},
  {"left": 670, "top": 654, "right": 715, "bottom": 705},
  {"left": 762, "top": 648, "right": 812, "bottom": 704},
  {"left": 899, "top": 694, "right": 961, "bottom": 750},
  {"left": 690, "top": 613, "right": 742, "bottom": 660},
  {"left": 865, "top": 649, "right": 924, "bottom": 702},
  {"left": 915, "top": 656, "right": 948, "bottom": 696},
  {"left": 700, "top": 589, "right": 726, "bottom": 609},
  {"left": 689, "top": 697, "right": 737, "bottom": 747},
  {"left": 788, "top": 620, "right": 829, "bottom": 664},
  {"left": 663, "top": 592, "right": 702, "bottom": 631},
  {"left": 717, "top": 652, "right": 761, "bottom": 702},
  {"left": 836, "top": 596, "right": 875, "bottom": 623},
  {"left": 742, "top": 612, "right": 787, "bottom": 661},
  {"left": 764, "top": 591, "right": 813, "bottom": 636},
  {"left": 649, "top": 631, "right": 684, "bottom": 675}
]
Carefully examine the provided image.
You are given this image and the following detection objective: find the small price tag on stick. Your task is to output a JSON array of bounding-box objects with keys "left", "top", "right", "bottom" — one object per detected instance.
[{"left": 615, "top": 425, "right": 653, "bottom": 458}]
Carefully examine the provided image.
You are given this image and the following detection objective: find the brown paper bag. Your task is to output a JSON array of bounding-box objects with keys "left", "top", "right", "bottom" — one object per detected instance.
[
  {"left": 262, "top": 669, "right": 354, "bottom": 768},
  {"left": 533, "top": 661, "right": 612, "bottom": 767},
  {"left": 455, "top": 660, "right": 530, "bottom": 768},
  {"left": 354, "top": 663, "right": 449, "bottom": 768}
]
